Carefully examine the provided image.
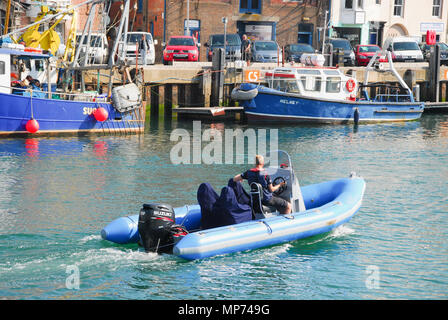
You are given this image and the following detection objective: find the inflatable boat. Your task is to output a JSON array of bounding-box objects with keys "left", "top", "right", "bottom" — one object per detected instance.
[{"left": 101, "top": 151, "right": 366, "bottom": 260}]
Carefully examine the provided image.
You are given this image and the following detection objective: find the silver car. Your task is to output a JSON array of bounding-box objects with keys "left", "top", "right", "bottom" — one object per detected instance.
[{"left": 251, "top": 40, "right": 282, "bottom": 63}]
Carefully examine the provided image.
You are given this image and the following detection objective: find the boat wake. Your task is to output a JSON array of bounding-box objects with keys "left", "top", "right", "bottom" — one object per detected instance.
[
  {"left": 328, "top": 225, "right": 356, "bottom": 238},
  {"left": 79, "top": 234, "right": 102, "bottom": 243}
]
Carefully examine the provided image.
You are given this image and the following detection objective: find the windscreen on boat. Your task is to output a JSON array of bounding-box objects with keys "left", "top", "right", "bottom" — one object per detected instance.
[{"left": 265, "top": 150, "right": 292, "bottom": 170}]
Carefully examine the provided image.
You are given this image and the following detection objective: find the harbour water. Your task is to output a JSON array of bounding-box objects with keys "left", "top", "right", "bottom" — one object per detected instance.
[{"left": 0, "top": 114, "right": 447, "bottom": 300}]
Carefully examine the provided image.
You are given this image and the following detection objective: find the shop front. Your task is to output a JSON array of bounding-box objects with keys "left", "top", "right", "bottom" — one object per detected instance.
[{"left": 236, "top": 21, "right": 276, "bottom": 41}]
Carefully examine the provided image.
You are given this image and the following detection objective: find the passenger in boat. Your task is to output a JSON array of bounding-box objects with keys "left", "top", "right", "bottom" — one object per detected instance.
[
  {"left": 233, "top": 155, "right": 292, "bottom": 214},
  {"left": 197, "top": 183, "right": 220, "bottom": 230},
  {"left": 197, "top": 181, "right": 252, "bottom": 229}
]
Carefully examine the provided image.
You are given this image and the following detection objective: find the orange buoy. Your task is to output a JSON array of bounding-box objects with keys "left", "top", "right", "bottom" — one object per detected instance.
[
  {"left": 93, "top": 107, "right": 108, "bottom": 122},
  {"left": 346, "top": 79, "right": 356, "bottom": 92},
  {"left": 25, "top": 119, "right": 39, "bottom": 133}
]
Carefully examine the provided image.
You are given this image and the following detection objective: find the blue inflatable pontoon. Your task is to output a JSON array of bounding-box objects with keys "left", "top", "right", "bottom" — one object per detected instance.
[{"left": 101, "top": 151, "right": 366, "bottom": 260}]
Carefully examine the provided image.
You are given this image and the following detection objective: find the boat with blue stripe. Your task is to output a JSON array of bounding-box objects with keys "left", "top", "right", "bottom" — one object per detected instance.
[
  {"left": 232, "top": 52, "right": 424, "bottom": 124},
  {"left": 0, "top": 1, "right": 145, "bottom": 137},
  {"left": 101, "top": 151, "right": 366, "bottom": 260}
]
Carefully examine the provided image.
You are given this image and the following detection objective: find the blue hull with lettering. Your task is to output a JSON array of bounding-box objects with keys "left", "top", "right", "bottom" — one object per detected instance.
[
  {"left": 238, "top": 83, "right": 424, "bottom": 124},
  {"left": 0, "top": 91, "right": 144, "bottom": 136}
]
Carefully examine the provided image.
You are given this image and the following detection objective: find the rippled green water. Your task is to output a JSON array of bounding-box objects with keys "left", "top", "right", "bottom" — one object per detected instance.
[{"left": 0, "top": 114, "right": 447, "bottom": 300}]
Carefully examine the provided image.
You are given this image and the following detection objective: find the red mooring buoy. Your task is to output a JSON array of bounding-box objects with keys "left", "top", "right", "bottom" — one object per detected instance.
[
  {"left": 93, "top": 107, "right": 108, "bottom": 122},
  {"left": 25, "top": 119, "right": 39, "bottom": 133}
]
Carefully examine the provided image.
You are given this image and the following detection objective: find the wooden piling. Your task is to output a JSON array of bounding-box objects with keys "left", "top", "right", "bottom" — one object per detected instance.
[
  {"left": 164, "top": 83, "right": 173, "bottom": 118},
  {"left": 150, "top": 84, "right": 159, "bottom": 117}
]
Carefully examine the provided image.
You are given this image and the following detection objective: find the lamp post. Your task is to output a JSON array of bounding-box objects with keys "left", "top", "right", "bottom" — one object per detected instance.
[
  {"left": 186, "top": 0, "right": 190, "bottom": 35},
  {"left": 322, "top": 10, "right": 328, "bottom": 55},
  {"left": 222, "top": 17, "right": 228, "bottom": 63}
]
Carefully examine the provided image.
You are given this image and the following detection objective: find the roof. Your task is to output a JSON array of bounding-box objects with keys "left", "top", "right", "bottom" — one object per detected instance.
[{"left": 0, "top": 48, "right": 50, "bottom": 59}]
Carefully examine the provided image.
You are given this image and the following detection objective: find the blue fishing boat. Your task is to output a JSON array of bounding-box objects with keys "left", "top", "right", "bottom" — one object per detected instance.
[
  {"left": 232, "top": 52, "right": 424, "bottom": 124},
  {"left": 101, "top": 151, "right": 366, "bottom": 260},
  {"left": 0, "top": 1, "right": 145, "bottom": 137}
]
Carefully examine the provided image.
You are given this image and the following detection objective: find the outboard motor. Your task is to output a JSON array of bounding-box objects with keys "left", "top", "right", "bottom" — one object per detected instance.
[{"left": 138, "top": 203, "right": 176, "bottom": 253}]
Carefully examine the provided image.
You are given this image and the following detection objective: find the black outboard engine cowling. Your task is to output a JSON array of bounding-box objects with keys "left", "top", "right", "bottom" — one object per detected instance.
[{"left": 138, "top": 203, "right": 176, "bottom": 253}]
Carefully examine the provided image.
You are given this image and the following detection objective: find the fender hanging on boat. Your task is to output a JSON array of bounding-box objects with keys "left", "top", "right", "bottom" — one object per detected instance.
[{"left": 231, "top": 87, "right": 258, "bottom": 101}]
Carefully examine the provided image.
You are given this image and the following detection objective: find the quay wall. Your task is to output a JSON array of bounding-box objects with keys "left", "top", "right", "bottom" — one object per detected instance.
[{"left": 82, "top": 62, "right": 448, "bottom": 117}]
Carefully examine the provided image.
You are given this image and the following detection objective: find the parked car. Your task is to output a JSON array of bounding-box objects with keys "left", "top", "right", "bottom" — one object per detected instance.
[
  {"left": 419, "top": 42, "right": 448, "bottom": 65},
  {"left": 383, "top": 37, "right": 424, "bottom": 62},
  {"left": 163, "top": 36, "right": 200, "bottom": 65},
  {"left": 204, "top": 34, "right": 242, "bottom": 62},
  {"left": 324, "top": 38, "right": 355, "bottom": 66},
  {"left": 284, "top": 43, "right": 315, "bottom": 62},
  {"left": 120, "top": 32, "right": 156, "bottom": 65},
  {"left": 354, "top": 44, "right": 392, "bottom": 66},
  {"left": 251, "top": 40, "right": 282, "bottom": 63},
  {"left": 75, "top": 33, "right": 108, "bottom": 64}
]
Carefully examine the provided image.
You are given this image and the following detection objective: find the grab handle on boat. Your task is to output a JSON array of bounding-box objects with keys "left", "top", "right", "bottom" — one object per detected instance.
[{"left": 259, "top": 221, "right": 273, "bottom": 235}]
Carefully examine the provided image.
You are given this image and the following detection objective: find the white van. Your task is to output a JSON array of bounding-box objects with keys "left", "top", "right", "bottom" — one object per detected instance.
[
  {"left": 383, "top": 37, "right": 424, "bottom": 62},
  {"left": 75, "top": 33, "right": 109, "bottom": 64},
  {"left": 120, "top": 32, "right": 156, "bottom": 65}
]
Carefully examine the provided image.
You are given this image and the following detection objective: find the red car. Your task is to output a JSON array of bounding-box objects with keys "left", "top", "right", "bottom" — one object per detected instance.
[
  {"left": 163, "top": 36, "right": 200, "bottom": 65},
  {"left": 355, "top": 45, "right": 392, "bottom": 66}
]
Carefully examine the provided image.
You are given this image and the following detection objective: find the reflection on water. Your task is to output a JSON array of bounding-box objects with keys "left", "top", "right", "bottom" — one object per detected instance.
[{"left": 0, "top": 113, "right": 447, "bottom": 299}]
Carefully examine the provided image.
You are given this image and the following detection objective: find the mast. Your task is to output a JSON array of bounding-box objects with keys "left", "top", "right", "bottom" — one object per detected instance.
[{"left": 3, "top": 0, "right": 11, "bottom": 35}]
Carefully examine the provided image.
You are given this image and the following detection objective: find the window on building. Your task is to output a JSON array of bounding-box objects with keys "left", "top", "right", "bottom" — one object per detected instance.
[
  {"left": 357, "top": 0, "right": 364, "bottom": 9},
  {"left": 432, "top": 0, "right": 442, "bottom": 17},
  {"left": 138, "top": 0, "right": 143, "bottom": 13},
  {"left": 376, "top": 0, "right": 381, "bottom": 4},
  {"left": 240, "top": 0, "right": 261, "bottom": 14},
  {"left": 345, "top": 0, "right": 353, "bottom": 9},
  {"left": 393, "top": 0, "right": 404, "bottom": 17}
]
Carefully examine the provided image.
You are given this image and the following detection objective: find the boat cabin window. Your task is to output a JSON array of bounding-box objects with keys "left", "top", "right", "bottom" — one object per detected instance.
[
  {"left": 272, "top": 79, "right": 300, "bottom": 93},
  {"left": 34, "top": 60, "right": 45, "bottom": 72},
  {"left": 0, "top": 61, "right": 4, "bottom": 75},
  {"left": 285, "top": 80, "right": 300, "bottom": 93},
  {"left": 295, "top": 69, "right": 322, "bottom": 92},
  {"left": 326, "top": 77, "right": 341, "bottom": 93},
  {"left": 323, "top": 70, "right": 341, "bottom": 76},
  {"left": 296, "top": 69, "right": 321, "bottom": 75},
  {"left": 299, "top": 75, "right": 322, "bottom": 92}
]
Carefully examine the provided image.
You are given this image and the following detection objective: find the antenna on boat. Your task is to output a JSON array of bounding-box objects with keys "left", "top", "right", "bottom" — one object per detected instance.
[{"left": 363, "top": 49, "right": 414, "bottom": 102}]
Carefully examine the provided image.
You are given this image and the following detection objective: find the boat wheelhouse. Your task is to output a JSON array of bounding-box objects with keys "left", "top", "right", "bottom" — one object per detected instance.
[
  {"left": 232, "top": 53, "right": 424, "bottom": 124},
  {"left": 265, "top": 66, "right": 358, "bottom": 101},
  {"left": 0, "top": 0, "right": 145, "bottom": 137}
]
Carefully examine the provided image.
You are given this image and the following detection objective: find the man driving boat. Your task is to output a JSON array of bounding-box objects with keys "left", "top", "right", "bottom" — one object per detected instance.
[{"left": 233, "top": 155, "right": 292, "bottom": 214}]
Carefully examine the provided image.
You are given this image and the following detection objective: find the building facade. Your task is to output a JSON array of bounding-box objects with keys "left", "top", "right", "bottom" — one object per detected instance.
[
  {"left": 139, "top": 0, "right": 327, "bottom": 62},
  {"left": 329, "top": 0, "right": 448, "bottom": 47}
]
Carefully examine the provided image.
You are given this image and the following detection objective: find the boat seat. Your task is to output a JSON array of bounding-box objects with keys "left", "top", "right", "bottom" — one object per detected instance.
[{"left": 249, "top": 182, "right": 276, "bottom": 219}]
